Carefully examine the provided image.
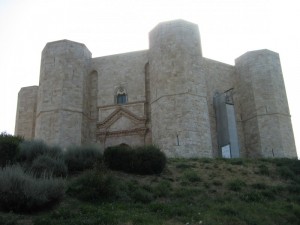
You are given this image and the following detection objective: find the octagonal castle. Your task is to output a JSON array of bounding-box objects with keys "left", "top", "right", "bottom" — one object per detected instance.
[{"left": 15, "top": 19, "right": 297, "bottom": 158}]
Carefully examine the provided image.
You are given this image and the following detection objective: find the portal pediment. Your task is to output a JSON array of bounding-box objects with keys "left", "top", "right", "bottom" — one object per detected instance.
[{"left": 96, "top": 107, "right": 147, "bottom": 138}]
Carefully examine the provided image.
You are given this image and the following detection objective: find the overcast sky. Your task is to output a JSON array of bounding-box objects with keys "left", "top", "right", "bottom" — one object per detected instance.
[{"left": 1, "top": 0, "right": 299, "bottom": 157}]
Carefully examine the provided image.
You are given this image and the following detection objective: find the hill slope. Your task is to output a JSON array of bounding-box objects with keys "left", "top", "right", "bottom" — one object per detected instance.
[{"left": 1, "top": 158, "right": 300, "bottom": 225}]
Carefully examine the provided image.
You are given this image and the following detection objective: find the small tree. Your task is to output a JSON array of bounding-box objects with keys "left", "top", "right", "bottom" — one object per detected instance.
[{"left": 0, "top": 132, "right": 23, "bottom": 167}]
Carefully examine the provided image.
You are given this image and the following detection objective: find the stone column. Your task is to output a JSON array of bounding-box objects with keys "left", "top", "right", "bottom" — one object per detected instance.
[
  {"left": 148, "top": 20, "right": 212, "bottom": 158},
  {"left": 35, "top": 40, "right": 91, "bottom": 147},
  {"left": 235, "top": 49, "right": 297, "bottom": 158}
]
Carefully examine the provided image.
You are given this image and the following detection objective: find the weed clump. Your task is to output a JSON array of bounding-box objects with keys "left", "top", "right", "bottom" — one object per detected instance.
[
  {"left": 183, "top": 171, "right": 202, "bottom": 183},
  {"left": 257, "top": 164, "right": 270, "bottom": 176},
  {"left": 227, "top": 179, "right": 247, "bottom": 191}
]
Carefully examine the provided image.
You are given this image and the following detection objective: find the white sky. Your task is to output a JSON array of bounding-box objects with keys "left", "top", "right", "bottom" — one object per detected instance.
[{"left": 0, "top": 0, "right": 299, "bottom": 157}]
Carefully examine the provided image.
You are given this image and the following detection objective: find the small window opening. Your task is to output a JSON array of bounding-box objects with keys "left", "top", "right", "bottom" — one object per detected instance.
[
  {"left": 115, "top": 87, "right": 127, "bottom": 104},
  {"left": 117, "top": 93, "right": 127, "bottom": 104}
]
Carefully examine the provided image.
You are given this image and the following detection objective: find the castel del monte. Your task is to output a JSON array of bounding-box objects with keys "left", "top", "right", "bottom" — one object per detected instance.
[{"left": 15, "top": 19, "right": 297, "bottom": 159}]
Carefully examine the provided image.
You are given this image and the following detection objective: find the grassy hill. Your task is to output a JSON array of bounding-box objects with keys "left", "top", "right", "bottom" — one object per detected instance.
[{"left": 1, "top": 157, "right": 300, "bottom": 225}]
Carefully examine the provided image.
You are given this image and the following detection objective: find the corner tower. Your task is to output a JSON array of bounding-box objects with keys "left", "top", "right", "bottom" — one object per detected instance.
[
  {"left": 148, "top": 20, "right": 213, "bottom": 157},
  {"left": 15, "top": 86, "right": 38, "bottom": 139},
  {"left": 235, "top": 50, "right": 297, "bottom": 158},
  {"left": 35, "top": 40, "right": 91, "bottom": 147}
]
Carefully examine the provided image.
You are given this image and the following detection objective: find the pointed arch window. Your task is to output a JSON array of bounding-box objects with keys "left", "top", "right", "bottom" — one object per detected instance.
[{"left": 115, "top": 87, "right": 127, "bottom": 104}]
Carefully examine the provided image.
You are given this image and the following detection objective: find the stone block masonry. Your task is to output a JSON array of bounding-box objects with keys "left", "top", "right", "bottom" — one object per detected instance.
[{"left": 15, "top": 19, "right": 297, "bottom": 158}]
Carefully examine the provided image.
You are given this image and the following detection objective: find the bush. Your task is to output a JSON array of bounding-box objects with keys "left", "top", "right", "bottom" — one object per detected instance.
[
  {"left": 102, "top": 145, "right": 131, "bottom": 172},
  {"left": 67, "top": 170, "right": 117, "bottom": 202},
  {"left": 0, "top": 165, "right": 65, "bottom": 212},
  {"left": 0, "top": 132, "right": 23, "bottom": 167},
  {"left": 133, "top": 145, "right": 167, "bottom": 175},
  {"left": 18, "top": 140, "right": 63, "bottom": 165},
  {"left": 64, "top": 145, "right": 103, "bottom": 173},
  {"left": 30, "top": 155, "right": 68, "bottom": 178},
  {"left": 104, "top": 145, "right": 166, "bottom": 175}
]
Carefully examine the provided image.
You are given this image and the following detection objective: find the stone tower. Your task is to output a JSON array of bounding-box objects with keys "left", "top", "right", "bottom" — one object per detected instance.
[
  {"left": 148, "top": 20, "right": 213, "bottom": 157},
  {"left": 14, "top": 86, "right": 38, "bottom": 139},
  {"left": 35, "top": 40, "right": 91, "bottom": 147},
  {"left": 235, "top": 50, "right": 297, "bottom": 158}
]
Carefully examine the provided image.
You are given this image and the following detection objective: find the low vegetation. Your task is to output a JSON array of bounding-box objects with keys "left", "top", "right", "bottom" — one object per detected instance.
[
  {"left": 0, "top": 165, "right": 65, "bottom": 213},
  {"left": 104, "top": 144, "right": 166, "bottom": 175},
  {"left": 64, "top": 145, "right": 102, "bottom": 173},
  {"left": 0, "top": 132, "right": 23, "bottom": 167},
  {"left": 0, "top": 135, "right": 299, "bottom": 224}
]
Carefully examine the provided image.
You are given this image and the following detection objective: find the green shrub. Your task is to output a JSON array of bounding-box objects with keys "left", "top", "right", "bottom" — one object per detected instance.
[
  {"left": 18, "top": 140, "right": 49, "bottom": 163},
  {"left": 45, "top": 145, "right": 64, "bottom": 159},
  {"left": 103, "top": 145, "right": 132, "bottom": 171},
  {"left": 0, "top": 165, "right": 65, "bottom": 212},
  {"left": 30, "top": 155, "right": 68, "bottom": 178},
  {"left": 64, "top": 145, "right": 103, "bottom": 173},
  {"left": 18, "top": 140, "right": 63, "bottom": 165},
  {"left": 132, "top": 145, "right": 167, "bottom": 174},
  {"left": 67, "top": 170, "right": 117, "bottom": 202},
  {"left": 0, "top": 132, "right": 23, "bottom": 167},
  {"left": 104, "top": 145, "right": 166, "bottom": 175}
]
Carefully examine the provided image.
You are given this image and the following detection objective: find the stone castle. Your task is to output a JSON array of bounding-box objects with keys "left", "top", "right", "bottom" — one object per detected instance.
[{"left": 15, "top": 19, "right": 297, "bottom": 158}]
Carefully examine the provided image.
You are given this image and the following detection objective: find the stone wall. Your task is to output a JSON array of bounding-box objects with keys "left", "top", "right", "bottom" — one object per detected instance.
[
  {"left": 92, "top": 51, "right": 148, "bottom": 148},
  {"left": 204, "top": 58, "right": 239, "bottom": 156}
]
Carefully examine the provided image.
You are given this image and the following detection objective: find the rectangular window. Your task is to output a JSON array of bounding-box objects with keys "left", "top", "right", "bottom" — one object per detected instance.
[{"left": 117, "top": 94, "right": 127, "bottom": 104}]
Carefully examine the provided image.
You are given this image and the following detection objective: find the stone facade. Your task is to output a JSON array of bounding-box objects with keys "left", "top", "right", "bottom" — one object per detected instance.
[{"left": 15, "top": 19, "right": 297, "bottom": 158}]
